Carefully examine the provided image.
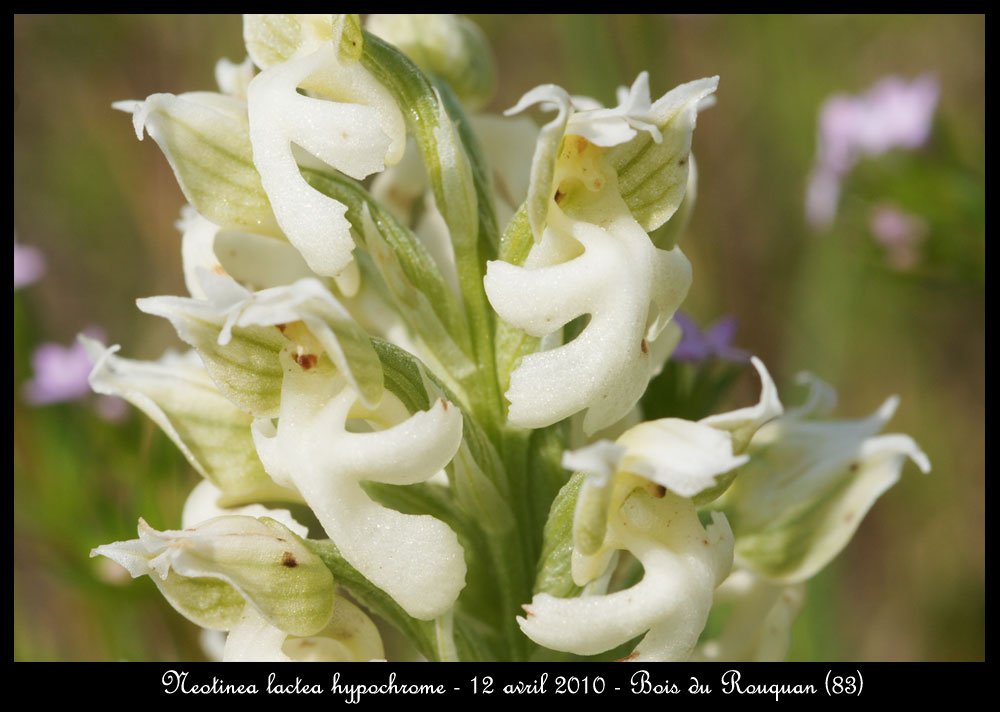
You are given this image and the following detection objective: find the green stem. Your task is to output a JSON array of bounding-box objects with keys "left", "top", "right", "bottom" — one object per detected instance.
[{"left": 362, "top": 31, "right": 503, "bottom": 437}]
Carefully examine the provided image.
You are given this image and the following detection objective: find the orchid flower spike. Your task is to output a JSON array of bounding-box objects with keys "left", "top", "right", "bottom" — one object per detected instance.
[{"left": 87, "top": 15, "right": 932, "bottom": 664}]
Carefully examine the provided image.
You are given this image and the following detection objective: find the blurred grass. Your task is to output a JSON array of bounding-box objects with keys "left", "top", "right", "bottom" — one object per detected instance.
[{"left": 13, "top": 14, "right": 984, "bottom": 661}]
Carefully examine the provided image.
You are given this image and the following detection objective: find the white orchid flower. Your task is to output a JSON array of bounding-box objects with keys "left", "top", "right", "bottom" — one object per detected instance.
[
  {"left": 246, "top": 15, "right": 406, "bottom": 278},
  {"left": 485, "top": 190, "right": 692, "bottom": 434},
  {"left": 518, "top": 357, "right": 782, "bottom": 659},
  {"left": 485, "top": 74, "right": 717, "bottom": 434},
  {"left": 177, "top": 481, "right": 385, "bottom": 663},
  {"left": 505, "top": 73, "right": 717, "bottom": 241},
  {"left": 251, "top": 362, "right": 466, "bottom": 621},
  {"left": 519, "top": 489, "right": 733, "bottom": 661},
  {"left": 568, "top": 357, "right": 777, "bottom": 578},
  {"left": 719, "top": 373, "right": 931, "bottom": 583},
  {"left": 95, "top": 490, "right": 384, "bottom": 663}
]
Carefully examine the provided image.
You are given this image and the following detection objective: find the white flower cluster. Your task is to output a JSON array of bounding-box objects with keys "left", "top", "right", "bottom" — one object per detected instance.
[{"left": 89, "top": 14, "right": 929, "bottom": 662}]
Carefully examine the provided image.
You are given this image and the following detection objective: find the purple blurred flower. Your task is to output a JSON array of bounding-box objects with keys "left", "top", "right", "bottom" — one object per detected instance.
[
  {"left": 23, "top": 327, "right": 128, "bottom": 421},
  {"left": 869, "top": 203, "right": 928, "bottom": 271},
  {"left": 806, "top": 75, "right": 939, "bottom": 228},
  {"left": 672, "top": 311, "right": 750, "bottom": 363},
  {"left": 14, "top": 238, "right": 46, "bottom": 290},
  {"left": 24, "top": 339, "right": 95, "bottom": 404}
]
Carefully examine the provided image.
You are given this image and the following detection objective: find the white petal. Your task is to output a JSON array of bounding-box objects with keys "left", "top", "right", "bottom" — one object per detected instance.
[
  {"left": 505, "top": 84, "right": 574, "bottom": 240},
  {"left": 90, "top": 537, "right": 156, "bottom": 580},
  {"left": 486, "top": 198, "right": 690, "bottom": 434},
  {"left": 224, "top": 605, "right": 293, "bottom": 662},
  {"left": 786, "top": 371, "right": 838, "bottom": 419},
  {"left": 701, "top": 356, "right": 784, "bottom": 452},
  {"left": 251, "top": 368, "right": 466, "bottom": 620},
  {"left": 562, "top": 440, "right": 626, "bottom": 480},
  {"left": 182, "top": 480, "right": 308, "bottom": 538},
  {"left": 566, "top": 73, "right": 661, "bottom": 148},
  {"left": 505, "top": 84, "right": 573, "bottom": 119},
  {"left": 178, "top": 208, "right": 225, "bottom": 299},
  {"left": 519, "top": 495, "right": 732, "bottom": 660},
  {"left": 215, "top": 56, "right": 256, "bottom": 98},
  {"left": 246, "top": 38, "right": 404, "bottom": 277},
  {"left": 617, "top": 418, "right": 750, "bottom": 498},
  {"left": 247, "top": 46, "right": 363, "bottom": 277},
  {"left": 724, "top": 390, "right": 930, "bottom": 582},
  {"left": 694, "top": 567, "right": 805, "bottom": 662},
  {"left": 179, "top": 209, "right": 315, "bottom": 297}
]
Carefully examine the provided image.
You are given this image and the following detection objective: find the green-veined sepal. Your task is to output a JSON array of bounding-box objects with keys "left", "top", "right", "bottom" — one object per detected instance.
[
  {"left": 82, "top": 337, "right": 294, "bottom": 505},
  {"left": 114, "top": 92, "right": 278, "bottom": 234},
  {"left": 91, "top": 515, "right": 335, "bottom": 636}
]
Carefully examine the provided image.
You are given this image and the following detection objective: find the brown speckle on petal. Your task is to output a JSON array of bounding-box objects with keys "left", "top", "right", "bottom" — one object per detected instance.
[{"left": 293, "top": 353, "right": 317, "bottom": 370}]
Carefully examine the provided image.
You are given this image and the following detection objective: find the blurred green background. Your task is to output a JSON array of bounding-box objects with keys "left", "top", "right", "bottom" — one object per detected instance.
[{"left": 13, "top": 14, "right": 984, "bottom": 661}]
